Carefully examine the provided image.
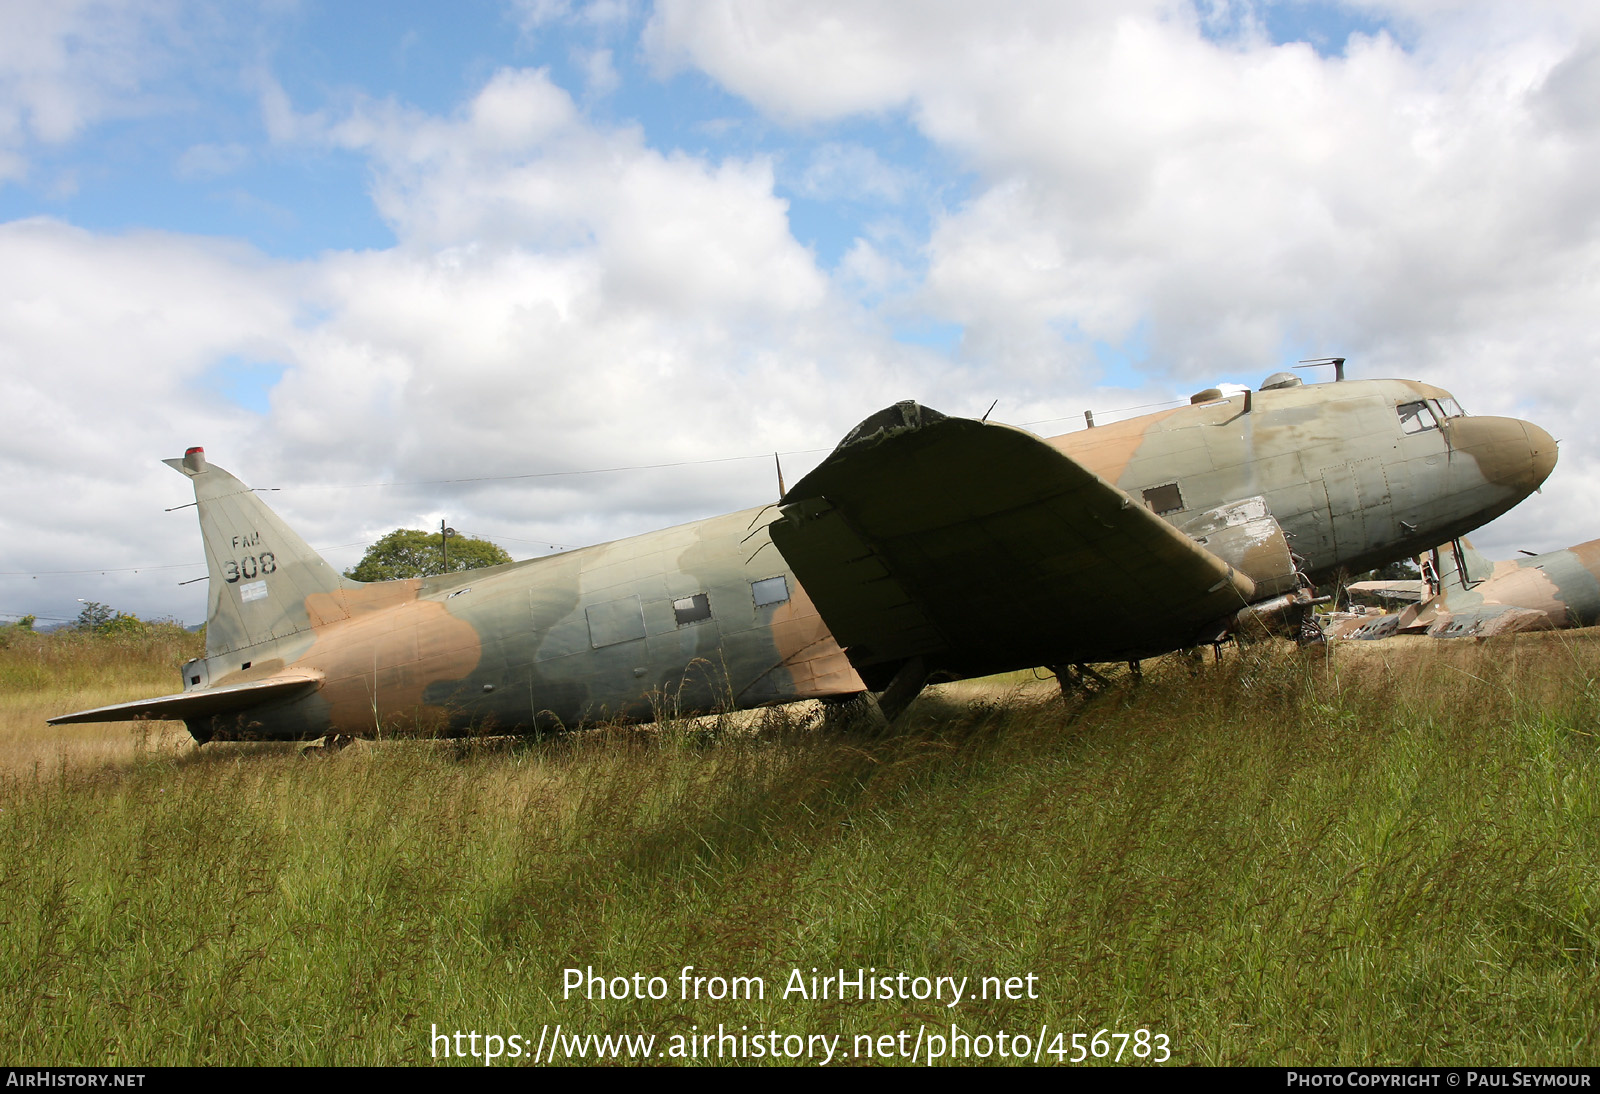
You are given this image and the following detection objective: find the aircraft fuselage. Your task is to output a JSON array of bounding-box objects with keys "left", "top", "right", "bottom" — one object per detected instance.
[{"left": 53, "top": 376, "right": 1556, "bottom": 741}]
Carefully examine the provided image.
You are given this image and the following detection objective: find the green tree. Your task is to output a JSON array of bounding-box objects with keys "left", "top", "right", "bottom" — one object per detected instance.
[
  {"left": 345, "top": 529, "right": 513, "bottom": 582},
  {"left": 1340, "top": 557, "right": 1424, "bottom": 609},
  {"left": 1365, "top": 557, "right": 1422, "bottom": 582},
  {"left": 0, "top": 615, "right": 35, "bottom": 648},
  {"left": 74, "top": 601, "right": 116, "bottom": 631},
  {"left": 73, "top": 601, "right": 147, "bottom": 635}
]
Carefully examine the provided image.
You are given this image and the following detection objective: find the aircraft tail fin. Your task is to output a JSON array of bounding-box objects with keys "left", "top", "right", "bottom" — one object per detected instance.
[
  {"left": 1432, "top": 537, "right": 1493, "bottom": 593},
  {"left": 166, "top": 448, "right": 359, "bottom": 658}
]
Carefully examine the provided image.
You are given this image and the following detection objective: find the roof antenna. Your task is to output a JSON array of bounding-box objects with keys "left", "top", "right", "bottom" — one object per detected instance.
[
  {"left": 1295, "top": 356, "right": 1347, "bottom": 382},
  {"left": 774, "top": 452, "right": 786, "bottom": 499}
]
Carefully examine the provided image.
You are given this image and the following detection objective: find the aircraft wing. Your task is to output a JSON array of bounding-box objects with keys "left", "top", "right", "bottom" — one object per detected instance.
[
  {"left": 47, "top": 673, "right": 323, "bottom": 725},
  {"left": 769, "top": 401, "right": 1257, "bottom": 682}
]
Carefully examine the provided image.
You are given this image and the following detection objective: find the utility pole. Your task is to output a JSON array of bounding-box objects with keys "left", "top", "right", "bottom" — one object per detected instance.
[{"left": 439, "top": 520, "right": 456, "bottom": 575}]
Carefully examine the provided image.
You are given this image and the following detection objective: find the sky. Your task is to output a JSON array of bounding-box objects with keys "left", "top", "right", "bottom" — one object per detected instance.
[{"left": 2, "top": 0, "right": 1597, "bottom": 628}]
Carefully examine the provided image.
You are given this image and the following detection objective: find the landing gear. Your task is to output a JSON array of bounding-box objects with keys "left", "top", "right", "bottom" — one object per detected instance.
[
  {"left": 1051, "top": 662, "right": 1110, "bottom": 701},
  {"left": 876, "top": 656, "right": 928, "bottom": 724},
  {"left": 1291, "top": 602, "right": 1327, "bottom": 647}
]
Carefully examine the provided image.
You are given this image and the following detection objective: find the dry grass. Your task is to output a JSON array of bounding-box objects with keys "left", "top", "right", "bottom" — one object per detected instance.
[
  {"left": 0, "top": 626, "right": 199, "bottom": 779},
  {"left": 2, "top": 628, "right": 1598, "bottom": 1065}
]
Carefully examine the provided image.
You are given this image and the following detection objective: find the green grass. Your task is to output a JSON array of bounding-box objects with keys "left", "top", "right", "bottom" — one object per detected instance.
[{"left": 2, "top": 632, "right": 1598, "bottom": 1065}]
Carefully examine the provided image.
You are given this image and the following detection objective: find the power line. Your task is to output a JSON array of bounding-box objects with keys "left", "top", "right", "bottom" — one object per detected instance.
[
  {"left": 0, "top": 562, "right": 203, "bottom": 577},
  {"left": 1018, "top": 398, "right": 1187, "bottom": 430},
  {"left": 0, "top": 542, "right": 370, "bottom": 580},
  {"left": 284, "top": 449, "right": 833, "bottom": 491},
  {"left": 268, "top": 403, "right": 1186, "bottom": 492},
  {"left": 5, "top": 400, "right": 1185, "bottom": 581}
]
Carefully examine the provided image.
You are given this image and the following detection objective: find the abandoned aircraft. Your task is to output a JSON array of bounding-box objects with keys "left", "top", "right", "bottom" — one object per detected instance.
[
  {"left": 52, "top": 372, "right": 1557, "bottom": 742},
  {"left": 1344, "top": 537, "right": 1600, "bottom": 639}
]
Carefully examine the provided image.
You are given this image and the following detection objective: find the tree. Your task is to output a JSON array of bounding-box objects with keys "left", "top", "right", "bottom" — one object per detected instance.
[
  {"left": 74, "top": 601, "right": 116, "bottom": 631},
  {"left": 0, "top": 615, "right": 35, "bottom": 647},
  {"left": 1340, "top": 557, "right": 1423, "bottom": 609},
  {"left": 345, "top": 529, "right": 513, "bottom": 582},
  {"left": 73, "top": 601, "right": 147, "bottom": 635},
  {"left": 1365, "top": 557, "right": 1422, "bottom": 582}
]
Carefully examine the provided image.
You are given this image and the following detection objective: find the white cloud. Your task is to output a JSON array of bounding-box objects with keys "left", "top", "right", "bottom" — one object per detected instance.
[
  {"left": 175, "top": 141, "right": 250, "bottom": 180},
  {"left": 574, "top": 46, "right": 621, "bottom": 97},
  {"left": 0, "top": 65, "right": 943, "bottom": 623},
  {"left": 796, "top": 142, "right": 909, "bottom": 204},
  {"left": 644, "top": 0, "right": 1600, "bottom": 554},
  {"left": 320, "top": 69, "right": 829, "bottom": 317},
  {"left": 9, "top": 4, "right": 1600, "bottom": 624},
  {"left": 836, "top": 238, "right": 907, "bottom": 298},
  {"left": 0, "top": 0, "right": 190, "bottom": 180},
  {"left": 0, "top": 217, "right": 305, "bottom": 618}
]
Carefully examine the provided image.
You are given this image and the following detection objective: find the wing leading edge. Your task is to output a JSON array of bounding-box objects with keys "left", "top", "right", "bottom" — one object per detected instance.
[{"left": 769, "top": 402, "right": 1255, "bottom": 683}]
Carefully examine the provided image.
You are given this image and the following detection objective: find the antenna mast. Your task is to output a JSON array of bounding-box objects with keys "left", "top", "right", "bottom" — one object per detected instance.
[{"left": 1295, "top": 357, "right": 1347, "bottom": 382}]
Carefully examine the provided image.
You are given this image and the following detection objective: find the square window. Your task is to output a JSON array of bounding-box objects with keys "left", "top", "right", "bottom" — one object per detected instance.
[
  {"left": 1142, "top": 483, "right": 1184, "bottom": 515},
  {"left": 752, "top": 575, "right": 790, "bottom": 607},
  {"left": 673, "top": 593, "right": 712, "bottom": 626},
  {"left": 586, "top": 596, "right": 646, "bottom": 648}
]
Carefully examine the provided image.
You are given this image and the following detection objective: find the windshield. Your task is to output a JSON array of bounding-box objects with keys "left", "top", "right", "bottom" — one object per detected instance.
[{"left": 1396, "top": 401, "right": 1438, "bottom": 434}]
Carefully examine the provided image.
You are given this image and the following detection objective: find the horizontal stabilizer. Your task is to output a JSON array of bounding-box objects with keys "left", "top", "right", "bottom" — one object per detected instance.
[
  {"left": 1427, "top": 606, "right": 1554, "bottom": 639},
  {"left": 47, "top": 673, "right": 323, "bottom": 726},
  {"left": 1347, "top": 579, "right": 1427, "bottom": 602}
]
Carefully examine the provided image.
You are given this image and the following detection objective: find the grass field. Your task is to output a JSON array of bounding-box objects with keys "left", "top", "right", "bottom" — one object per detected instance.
[{"left": 2, "top": 627, "right": 1597, "bottom": 1066}]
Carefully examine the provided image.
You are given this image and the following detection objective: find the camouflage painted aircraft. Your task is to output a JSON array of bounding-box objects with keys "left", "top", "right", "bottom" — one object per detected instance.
[
  {"left": 52, "top": 372, "right": 1556, "bottom": 743},
  {"left": 1346, "top": 537, "right": 1600, "bottom": 638}
]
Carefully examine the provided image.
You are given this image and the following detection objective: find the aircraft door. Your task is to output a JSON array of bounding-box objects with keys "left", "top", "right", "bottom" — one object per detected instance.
[{"left": 1321, "top": 463, "right": 1367, "bottom": 557}]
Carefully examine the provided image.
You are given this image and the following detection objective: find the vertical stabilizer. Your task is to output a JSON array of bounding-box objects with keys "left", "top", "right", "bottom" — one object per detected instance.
[
  {"left": 1435, "top": 538, "right": 1493, "bottom": 592},
  {"left": 165, "top": 449, "right": 357, "bottom": 657}
]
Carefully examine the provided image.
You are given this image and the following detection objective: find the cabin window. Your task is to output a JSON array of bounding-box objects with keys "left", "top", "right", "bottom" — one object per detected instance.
[
  {"left": 1142, "top": 483, "right": 1184, "bottom": 515},
  {"left": 586, "top": 595, "right": 646, "bottom": 648},
  {"left": 752, "top": 575, "right": 790, "bottom": 607},
  {"left": 1429, "top": 397, "right": 1464, "bottom": 420},
  {"left": 1396, "top": 401, "right": 1438, "bottom": 434},
  {"left": 673, "top": 593, "right": 712, "bottom": 626}
]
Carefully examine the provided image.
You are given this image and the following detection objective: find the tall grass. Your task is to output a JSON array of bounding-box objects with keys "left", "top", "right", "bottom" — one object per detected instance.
[
  {"left": 1, "top": 631, "right": 1597, "bottom": 1065},
  {"left": 0, "top": 625, "right": 200, "bottom": 776}
]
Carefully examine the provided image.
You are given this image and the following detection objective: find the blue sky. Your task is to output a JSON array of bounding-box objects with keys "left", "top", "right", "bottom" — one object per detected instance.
[
  {"left": 1, "top": 2, "right": 1390, "bottom": 275},
  {"left": 3, "top": 1, "right": 1598, "bottom": 625}
]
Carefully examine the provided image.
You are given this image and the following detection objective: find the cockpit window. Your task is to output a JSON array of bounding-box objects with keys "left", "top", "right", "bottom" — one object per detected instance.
[
  {"left": 1429, "top": 397, "right": 1464, "bottom": 420},
  {"left": 1396, "top": 401, "right": 1438, "bottom": 434}
]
